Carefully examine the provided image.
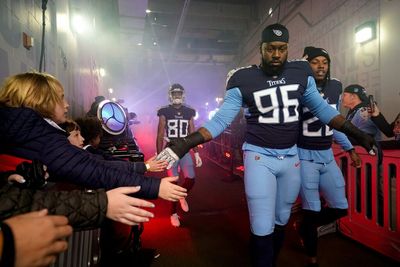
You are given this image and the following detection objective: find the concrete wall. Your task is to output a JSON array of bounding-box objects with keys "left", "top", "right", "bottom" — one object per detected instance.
[
  {"left": 0, "top": 0, "right": 103, "bottom": 117},
  {"left": 238, "top": 0, "right": 399, "bottom": 121}
]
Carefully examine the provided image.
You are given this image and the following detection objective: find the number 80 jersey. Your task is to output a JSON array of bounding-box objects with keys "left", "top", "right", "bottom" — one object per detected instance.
[
  {"left": 226, "top": 61, "right": 313, "bottom": 149},
  {"left": 157, "top": 105, "right": 196, "bottom": 139}
]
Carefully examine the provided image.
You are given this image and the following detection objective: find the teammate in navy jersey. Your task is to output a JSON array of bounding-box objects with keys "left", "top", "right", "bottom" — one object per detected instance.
[
  {"left": 297, "top": 47, "right": 362, "bottom": 267},
  {"left": 157, "top": 24, "right": 375, "bottom": 266},
  {"left": 157, "top": 83, "right": 202, "bottom": 227}
]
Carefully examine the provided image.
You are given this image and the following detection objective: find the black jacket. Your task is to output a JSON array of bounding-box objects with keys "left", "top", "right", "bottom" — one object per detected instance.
[
  {"left": 0, "top": 107, "right": 159, "bottom": 198},
  {"left": 0, "top": 179, "right": 107, "bottom": 230}
]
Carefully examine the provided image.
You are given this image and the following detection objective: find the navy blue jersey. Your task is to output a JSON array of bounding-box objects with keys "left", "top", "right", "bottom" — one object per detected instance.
[
  {"left": 157, "top": 105, "right": 196, "bottom": 139},
  {"left": 298, "top": 79, "right": 342, "bottom": 150},
  {"left": 226, "top": 61, "right": 313, "bottom": 149}
]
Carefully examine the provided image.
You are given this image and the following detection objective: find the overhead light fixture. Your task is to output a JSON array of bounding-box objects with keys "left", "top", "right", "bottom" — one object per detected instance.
[
  {"left": 355, "top": 21, "right": 376, "bottom": 44},
  {"left": 268, "top": 7, "right": 273, "bottom": 16},
  {"left": 99, "top": 68, "right": 106, "bottom": 77},
  {"left": 71, "top": 14, "right": 92, "bottom": 34},
  {"left": 137, "top": 42, "right": 142, "bottom": 46},
  {"left": 145, "top": 9, "right": 151, "bottom": 14},
  {"left": 108, "top": 88, "right": 113, "bottom": 94}
]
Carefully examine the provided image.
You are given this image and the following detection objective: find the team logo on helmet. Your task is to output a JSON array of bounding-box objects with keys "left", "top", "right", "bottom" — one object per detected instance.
[{"left": 273, "top": 29, "right": 283, "bottom": 36}]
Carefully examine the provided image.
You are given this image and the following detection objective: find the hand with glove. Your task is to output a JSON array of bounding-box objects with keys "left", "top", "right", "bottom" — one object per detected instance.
[
  {"left": 194, "top": 152, "right": 202, "bottom": 167},
  {"left": 329, "top": 115, "right": 377, "bottom": 155},
  {"left": 156, "top": 131, "right": 205, "bottom": 169}
]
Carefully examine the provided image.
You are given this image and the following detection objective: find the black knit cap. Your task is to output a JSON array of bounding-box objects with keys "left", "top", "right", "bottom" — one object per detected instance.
[
  {"left": 303, "top": 47, "right": 330, "bottom": 62},
  {"left": 344, "top": 84, "right": 369, "bottom": 102},
  {"left": 262, "top": 23, "right": 289, "bottom": 43}
]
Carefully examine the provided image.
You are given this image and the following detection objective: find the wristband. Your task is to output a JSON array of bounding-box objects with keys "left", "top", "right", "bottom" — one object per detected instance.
[{"left": 145, "top": 163, "right": 150, "bottom": 171}]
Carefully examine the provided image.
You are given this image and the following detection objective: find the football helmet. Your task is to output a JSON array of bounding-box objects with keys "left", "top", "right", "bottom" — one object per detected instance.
[{"left": 169, "top": 83, "right": 185, "bottom": 105}]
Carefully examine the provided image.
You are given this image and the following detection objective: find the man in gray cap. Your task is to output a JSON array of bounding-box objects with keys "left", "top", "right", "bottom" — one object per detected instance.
[
  {"left": 157, "top": 23, "right": 376, "bottom": 267},
  {"left": 342, "top": 84, "right": 381, "bottom": 140}
]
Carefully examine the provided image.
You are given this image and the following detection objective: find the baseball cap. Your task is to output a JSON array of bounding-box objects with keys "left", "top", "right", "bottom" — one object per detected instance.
[{"left": 343, "top": 84, "right": 369, "bottom": 102}]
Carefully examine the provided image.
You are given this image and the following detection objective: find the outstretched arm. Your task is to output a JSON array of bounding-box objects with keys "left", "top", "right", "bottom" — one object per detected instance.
[{"left": 302, "top": 77, "right": 376, "bottom": 154}]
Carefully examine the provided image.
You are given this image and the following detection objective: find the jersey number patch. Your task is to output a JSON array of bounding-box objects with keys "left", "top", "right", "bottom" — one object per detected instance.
[
  {"left": 167, "top": 119, "right": 189, "bottom": 138},
  {"left": 254, "top": 84, "right": 300, "bottom": 124},
  {"left": 302, "top": 104, "right": 335, "bottom": 137}
]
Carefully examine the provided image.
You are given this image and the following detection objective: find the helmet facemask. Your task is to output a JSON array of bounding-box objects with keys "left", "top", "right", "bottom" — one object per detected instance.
[{"left": 169, "top": 88, "right": 185, "bottom": 105}]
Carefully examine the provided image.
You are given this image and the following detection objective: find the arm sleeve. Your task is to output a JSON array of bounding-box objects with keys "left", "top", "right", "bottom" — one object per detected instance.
[
  {"left": 301, "top": 77, "right": 339, "bottom": 124},
  {"left": 371, "top": 113, "right": 395, "bottom": 137},
  {"left": 203, "top": 88, "right": 243, "bottom": 138},
  {"left": 333, "top": 129, "right": 354, "bottom": 151}
]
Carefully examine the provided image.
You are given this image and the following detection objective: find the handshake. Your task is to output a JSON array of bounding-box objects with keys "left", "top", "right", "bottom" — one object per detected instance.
[{"left": 156, "top": 132, "right": 205, "bottom": 169}]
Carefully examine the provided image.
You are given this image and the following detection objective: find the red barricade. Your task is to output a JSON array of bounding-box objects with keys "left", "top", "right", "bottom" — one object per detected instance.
[{"left": 333, "top": 144, "right": 400, "bottom": 262}]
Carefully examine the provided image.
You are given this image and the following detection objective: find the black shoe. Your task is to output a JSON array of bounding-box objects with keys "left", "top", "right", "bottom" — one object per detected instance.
[{"left": 293, "top": 220, "right": 305, "bottom": 248}]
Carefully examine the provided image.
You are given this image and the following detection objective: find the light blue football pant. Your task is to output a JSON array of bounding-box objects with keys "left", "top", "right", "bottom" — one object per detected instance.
[
  {"left": 300, "top": 159, "right": 348, "bottom": 211},
  {"left": 167, "top": 152, "right": 195, "bottom": 178},
  {"left": 244, "top": 151, "right": 301, "bottom": 236}
]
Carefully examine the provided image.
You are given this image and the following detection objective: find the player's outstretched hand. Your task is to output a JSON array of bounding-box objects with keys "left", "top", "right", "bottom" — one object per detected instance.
[
  {"left": 194, "top": 152, "right": 202, "bottom": 167},
  {"left": 156, "top": 148, "right": 180, "bottom": 169}
]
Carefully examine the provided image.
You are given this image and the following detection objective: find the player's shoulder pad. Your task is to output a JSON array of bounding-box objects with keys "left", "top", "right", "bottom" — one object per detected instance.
[
  {"left": 182, "top": 104, "right": 195, "bottom": 111},
  {"left": 287, "top": 58, "right": 313, "bottom": 75},
  {"left": 330, "top": 77, "right": 342, "bottom": 83},
  {"left": 330, "top": 78, "right": 343, "bottom": 87},
  {"left": 157, "top": 105, "right": 170, "bottom": 113},
  {"left": 287, "top": 58, "right": 308, "bottom": 63},
  {"left": 226, "top": 65, "right": 254, "bottom": 84}
]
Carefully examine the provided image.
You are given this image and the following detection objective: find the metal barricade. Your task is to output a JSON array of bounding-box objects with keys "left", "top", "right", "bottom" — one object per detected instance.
[
  {"left": 52, "top": 229, "right": 101, "bottom": 267},
  {"left": 333, "top": 144, "right": 400, "bottom": 262}
]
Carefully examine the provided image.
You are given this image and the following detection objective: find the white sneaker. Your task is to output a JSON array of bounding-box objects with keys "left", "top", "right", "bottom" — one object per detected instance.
[
  {"left": 170, "top": 213, "right": 180, "bottom": 227},
  {"left": 179, "top": 198, "right": 189, "bottom": 212}
]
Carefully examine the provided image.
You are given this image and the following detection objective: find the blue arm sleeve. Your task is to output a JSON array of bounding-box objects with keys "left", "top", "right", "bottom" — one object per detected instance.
[
  {"left": 301, "top": 77, "right": 339, "bottom": 124},
  {"left": 333, "top": 129, "right": 353, "bottom": 151},
  {"left": 203, "top": 88, "right": 242, "bottom": 138}
]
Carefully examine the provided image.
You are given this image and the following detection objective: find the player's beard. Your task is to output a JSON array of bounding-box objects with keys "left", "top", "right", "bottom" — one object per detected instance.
[{"left": 260, "top": 57, "right": 285, "bottom": 76}]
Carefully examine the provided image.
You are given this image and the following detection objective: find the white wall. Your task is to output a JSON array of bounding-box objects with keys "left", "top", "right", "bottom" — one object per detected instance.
[
  {"left": 0, "top": 0, "right": 104, "bottom": 117},
  {"left": 238, "top": 0, "right": 399, "bottom": 121}
]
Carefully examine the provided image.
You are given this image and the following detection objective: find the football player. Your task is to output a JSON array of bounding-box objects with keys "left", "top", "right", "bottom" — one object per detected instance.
[
  {"left": 156, "top": 83, "right": 202, "bottom": 227},
  {"left": 298, "top": 47, "right": 361, "bottom": 267},
  {"left": 157, "top": 24, "right": 376, "bottom": 266}
]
